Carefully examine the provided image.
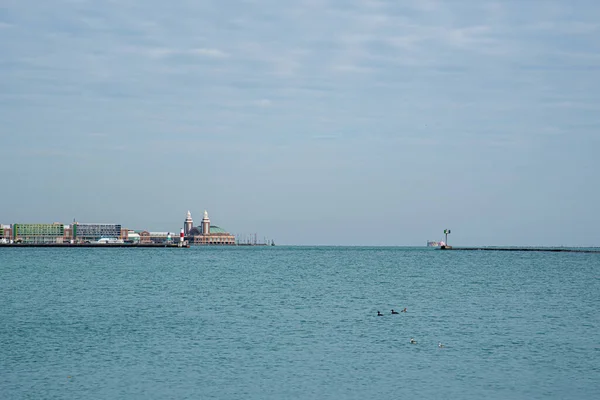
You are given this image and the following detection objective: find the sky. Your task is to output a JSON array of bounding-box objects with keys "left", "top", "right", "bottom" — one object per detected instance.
[{"left": 1, "top": 0, "right": 599, "bottom": 246}]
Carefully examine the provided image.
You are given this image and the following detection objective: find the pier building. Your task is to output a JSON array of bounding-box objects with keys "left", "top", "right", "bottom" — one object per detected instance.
[
  {"left": 4, "top": 222, "right": 125, "bottom": 243},
  {"left": 0, "top": 224, "right": 185, "bottom": 247},
  {"left": 126, "top": 231, "right": 141, "bottom": 243},
  {"left": 139, "top": 231, "right": 178, "bottom": 244},
  {"left": 2, "top": 224, "right": 13, "bottom": 241},
  {"left": 74, "top": 223, "right": 122, "bottom": 242},
  {"left": 185, "top": 210, "right": 235, "bottom": 245},
  {"left": 11, "top": 223, "right": 68, "bottom": 244}
]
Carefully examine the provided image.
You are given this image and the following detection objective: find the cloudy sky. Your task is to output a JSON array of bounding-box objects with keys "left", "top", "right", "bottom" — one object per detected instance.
[{"left": 1, "top": 0, "right": 599, "bottom": 246}]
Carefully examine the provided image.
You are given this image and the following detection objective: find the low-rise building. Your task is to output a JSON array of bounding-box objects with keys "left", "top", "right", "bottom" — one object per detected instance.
[
  {"left": 1, "top": 224, "right": 12, "bottom": 242},
  {"left": 185, "top": 210, "right": 235, "bottom": 245},
  {"left": 139, "top": 231, "right": 151, "bottom": 244},
  {"left": 64, "top": 226, "right": 74, "bottom": 243},
  {"left": 191, "top": 226, "right": 236, "bottom": 245},
  {"left": 137, "top": 231, "right": 175, "bottom": 244},
  {"left": 148, "top": 232, "right": 176, "bottom": 244},
  {"left": 126, "top": 231, "right": 140, "bottom": 243}
]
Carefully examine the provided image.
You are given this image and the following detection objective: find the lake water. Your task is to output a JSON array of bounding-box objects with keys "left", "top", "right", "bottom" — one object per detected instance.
[{"left": 1, "top": 247, "right": 599, "bottom": 399}]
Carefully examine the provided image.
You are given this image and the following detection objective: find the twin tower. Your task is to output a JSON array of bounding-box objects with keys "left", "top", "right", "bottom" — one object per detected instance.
[{"left": 183, "top": 210, "right": 210, "bottom": 236}]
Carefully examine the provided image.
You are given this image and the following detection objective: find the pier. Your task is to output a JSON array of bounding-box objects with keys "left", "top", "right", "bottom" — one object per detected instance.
[
  {"left": 440, "top": 246, "right": 600, "bottom": 254},
  {"left": 0, "top": 243, "right": 190, "bottom": 248}
]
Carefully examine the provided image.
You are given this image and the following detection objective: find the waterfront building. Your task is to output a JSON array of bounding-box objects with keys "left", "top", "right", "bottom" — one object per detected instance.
[
  {"left": 136, "top": 231, "right": 175, "bottom": 244},
  {"left": 74, "top": 223, "right": 122, "bottom": 242},
  {"left": 64, "top": 226, "right": 74, "bottom": 242},
  {"left": 2, "top": 224, "right": 12, "bottom": 241},
  {"left": 139, "top": 231, "right": 151, "bottom": 244},
  {"left": 12, "top": 223, "right": 67, "bottom": 244},
  {"left": 150, "top": 232, "right": 176, "bottom": 244},
  {"left": 2, "top": 211, "right": 240, "bottom": 246},
  {"left": 192, "top": 225, "right": 236, "bottom": 245},
  {"left": 126, "top": 231, "right": 140, "bottom": 243},
  {"left": 3, "top": 222, "right": 122, "bottom": 244},
  {"left": 185, "top": 210, "right": 235, "bottom": 245}
]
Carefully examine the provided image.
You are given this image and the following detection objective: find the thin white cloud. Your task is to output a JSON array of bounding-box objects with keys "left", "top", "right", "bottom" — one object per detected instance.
[
  {"left": 330, "top": 64, "right": 373, "bottom": 74},
  {"left": 443, "top": 25, "right": 495, "bottom": 48},
  {"left": 526, "top": 21, "right": 599, "bottom": 35},
  {"left": 189, "top": 48, "right": 229, "bottom": 58},
  {"left": 254, "top": 99, "right": 272, "bottom": 107},
  {"left": 142, "top": 47, "right": 229, "bottom": 59},
  {"left": 412, "top": 0, "right": 440, "bottom": 12},
  {"left": 544, "top": 101, "right": 599, "bottom": 110}
]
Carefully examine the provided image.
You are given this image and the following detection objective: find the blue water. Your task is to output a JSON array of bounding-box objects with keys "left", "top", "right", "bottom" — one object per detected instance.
[{"left": 1, "top": 247, "right": 599, "bottom": 399}]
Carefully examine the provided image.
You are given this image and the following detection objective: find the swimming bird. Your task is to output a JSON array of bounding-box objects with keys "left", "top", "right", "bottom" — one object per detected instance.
[
  {"left": 391, "top": 309, "right": 399, "bottom": 314},
  {"left": 438, "top": 342, "right": 445, "bottom": 348},
  {"left": 401, "top": 308, "right": 407, "bottom": 313},
  {"left": 410, "top": 338, "right": 417, "bottom": 344},
  {"left": 377, "top": 311, "right": 383, "bottom": 316}
]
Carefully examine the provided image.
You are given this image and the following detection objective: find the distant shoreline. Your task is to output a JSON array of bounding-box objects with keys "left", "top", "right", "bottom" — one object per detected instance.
[
  {"left": 0, "top": 243, "right": 188, "bottom": 248},
  {"left": 0, "top": 243, "right": 276, "bottom": 248},
  {"left": 1, "top": 244, "right": 598, "bottom": 252}
]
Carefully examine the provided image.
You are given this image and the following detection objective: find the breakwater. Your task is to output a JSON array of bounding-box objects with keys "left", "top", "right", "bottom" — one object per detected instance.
[{"left": 440, "top": 246, "right": 600, "bottom": 254}]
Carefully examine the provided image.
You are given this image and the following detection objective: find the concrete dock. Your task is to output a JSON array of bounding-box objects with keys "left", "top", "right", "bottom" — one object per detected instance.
[{"left": 440, "top": 246, "right": 600, "bottom": 254}]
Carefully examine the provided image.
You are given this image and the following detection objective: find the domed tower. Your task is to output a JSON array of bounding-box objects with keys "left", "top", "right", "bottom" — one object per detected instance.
[
  {"left": 201, "top": 210, "right": 210, "bottom": 235},
  {"left": 184, "top": 210, "right": 193, "bottom": 236}
]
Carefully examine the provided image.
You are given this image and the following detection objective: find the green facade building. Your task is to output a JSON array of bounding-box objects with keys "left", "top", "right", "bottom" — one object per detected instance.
[{"left": 12, "top": 223, "right": 65, "bottom": 244}]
